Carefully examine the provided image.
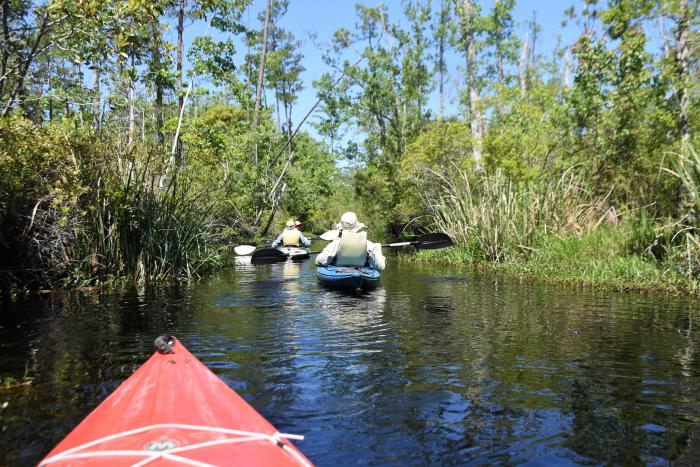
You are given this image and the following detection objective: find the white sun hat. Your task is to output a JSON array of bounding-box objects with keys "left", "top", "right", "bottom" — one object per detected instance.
[{"left": 338, "top": 212, "right": 366, "bottom": 232}]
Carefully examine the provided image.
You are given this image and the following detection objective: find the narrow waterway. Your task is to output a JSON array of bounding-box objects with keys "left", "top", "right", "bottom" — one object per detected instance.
[{"left": 1, "top": 250, "right": 699, "bottom": 465}]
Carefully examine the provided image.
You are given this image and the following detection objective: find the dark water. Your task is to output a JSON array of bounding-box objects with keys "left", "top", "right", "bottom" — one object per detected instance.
[{"left": 1, "top": 252, "right": 700, "bottom": 466}]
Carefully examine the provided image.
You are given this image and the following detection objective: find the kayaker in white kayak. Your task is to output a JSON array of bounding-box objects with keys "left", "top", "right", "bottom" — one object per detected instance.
[
  {"left": 271, "top": 219, "right": 311, "bottom": 248},
  {"left": 315, "top": 212, "right": 386, "bottom": 271}
]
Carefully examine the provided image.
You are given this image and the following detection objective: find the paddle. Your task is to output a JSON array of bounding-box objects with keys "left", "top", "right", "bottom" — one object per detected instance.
[
  {"left": 234, "top": 245, "right": 257, "bottom": 256},
  {"left": 250, "top": 247, "right": 287, "bottom": 263},
  {"left": 317, "top": 230, "right": 454, "bottom": 250},
  {"left": 318, "top": 230, "right": 339, "bottom": 240},
  {"left": 382, "top": 232, "right": 454, "bottom": 250}
]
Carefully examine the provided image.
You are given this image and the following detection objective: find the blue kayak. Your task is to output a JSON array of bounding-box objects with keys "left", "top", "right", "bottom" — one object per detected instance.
[{"left": 316, "top": 265, "right": 380, "bottom": 291}]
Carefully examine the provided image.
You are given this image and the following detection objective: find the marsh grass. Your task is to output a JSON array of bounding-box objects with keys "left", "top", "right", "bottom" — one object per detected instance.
[
  {"left": 80, "top": 154, "right": 219, "bottom": 285},
  {"left": 663, "top": 145, "right": 700, "bottom": 278},
  {"left": 428, "top": 168, "right": 613, "bottom": 262},
  {"left": 417, "top": 155, "right": 700, "bottom": 294},
  {"left": 418, "top": 227, "right": 698, "bottom": 295}
]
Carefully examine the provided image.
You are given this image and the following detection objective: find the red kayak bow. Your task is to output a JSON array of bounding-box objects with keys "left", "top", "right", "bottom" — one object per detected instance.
[{"left": 40, "top": 338, "right": 312, "bottom": 466}]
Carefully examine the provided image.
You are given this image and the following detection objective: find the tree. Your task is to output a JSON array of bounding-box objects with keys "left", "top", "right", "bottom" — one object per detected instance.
[
  {"left": 434, "top": 0, "right": 451, "bottom": 120},
  {"left": 453, "top": 0, "right": 484, "bottom": 167},
  {"left": 253, "top": 0, "right": 271, "bottom": 128},
  {"left": 484, "top": 0, "right": 519, "bottom": 86}
]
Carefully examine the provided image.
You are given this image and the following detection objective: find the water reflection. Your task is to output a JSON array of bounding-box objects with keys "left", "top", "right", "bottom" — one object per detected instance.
[{"left": 1, "top": 259, "right": 699, "bottom": 465}]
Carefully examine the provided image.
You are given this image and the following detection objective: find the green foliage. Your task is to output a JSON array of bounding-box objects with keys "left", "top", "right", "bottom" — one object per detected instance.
[
  {"left": 398, "top": 119, "right": 472, "bottom": 220},
  {"left": 278, "top": 133, "right": 337, "bottom": 232},
  {"left": 180, "top": 103, "right": 274, "bottom": 225},
  {"left": 563, "top": 11, "right": 679, "bottom": 210},
  {"left": 484, "top": 83, "right": 564, "bottom": 180}
]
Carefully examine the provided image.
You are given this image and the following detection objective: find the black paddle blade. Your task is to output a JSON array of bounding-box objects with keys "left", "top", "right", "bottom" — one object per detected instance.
[
  {"left": 414, "top": 232, "right": 454, "bottom": 250},
  {"left": 251, "top": 247, "right": 287, "bottom": 263}
]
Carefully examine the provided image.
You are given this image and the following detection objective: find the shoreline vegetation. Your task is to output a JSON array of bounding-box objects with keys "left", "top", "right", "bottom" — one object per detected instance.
[
  {"left": 414, "top": 232, "right": 700, "bottom": 297},
  {"left": 412, "top": 161, "right": 700, "bottom": 297},
  {"left": 1, "top": 1, "right": 698, "bottom": 298}
]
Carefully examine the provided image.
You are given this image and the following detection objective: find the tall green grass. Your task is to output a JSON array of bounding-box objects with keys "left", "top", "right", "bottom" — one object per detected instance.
[
  {"left": 79, "top": 152, "right": 219, "bottom": 285},
  {"left": 664, "top": 145, "right": 700, "bottom": 278},
  {"left": 428, "top": 168, "right": 612, "bottom": 262}
]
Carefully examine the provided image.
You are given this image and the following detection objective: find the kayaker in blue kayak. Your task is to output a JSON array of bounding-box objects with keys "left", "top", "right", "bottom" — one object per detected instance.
[
  {"left": 315, "top": 212, "right": 386, "bottom": 271},
  {"left": 271, "top": 219, "right": 311, "bottom": 248}
]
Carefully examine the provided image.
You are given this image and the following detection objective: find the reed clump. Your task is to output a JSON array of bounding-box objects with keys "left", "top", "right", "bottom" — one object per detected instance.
[
  {"left": 80, "top": 154, "right": 219, "bottom": 285},
  {"left": 663, "top": 145, "right": 700, "bottom": 279},
  {"left": 428, "top": 169, "right": 617, "bottom": 262},
  {"left": 428, "top": 168, "right": 614, "bottom": 262}
]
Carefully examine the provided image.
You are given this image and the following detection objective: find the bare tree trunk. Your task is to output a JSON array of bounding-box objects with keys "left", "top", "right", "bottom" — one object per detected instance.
[
  {"left": 462, "top": 0, "right": 482, "bottom": 167},
  {"left": 152, "top": 25, "right": 164, "bottom": 144},
  {"left": 47, "top": 62, "right": 52, "bottom": 121},
  {"left": 675, "top": 0, "right": 690, "bottom": 146},
  {"left": 438, "top": 0, "right": 447, "bottom": 121},
  {"left": 658, "top": 16, "right": 672, "bottom": 57},
  {"left": 127, "top": 81, "right": 135, "bottom": 145},
  {"left": 0, "top": 0, "right": 9, "bottom": 99},
  {"left": 155, "top": 81, "right": 163, "bottom": 144},
  {"left": 275, "top": 93, "right": 281, "bottom": 131},
  {"left": 528, "top": 12, "right": 538, "bottom": 77},
  {"left": 175, "top": 0, "right": 185, "bottom": 160},
  {"left": 285, "top": 99, "right": 292, "bottom": 163},
  {"left": 495, "top": 0, "right": 503, "bottom": 83},
  {"left": 92, "top": 65, "right": 100, "bottom": 130},
  {"left": 518, "top": 32, "right": 529, "bottom": 98},
  {"left": 177, "top": 0, "right": 184, "bottom": 112},
  {"left": 261, "top": 183, "right": 286, "bottom": 236},
  {"left": 563, "top": 47, "right": 570, "bottom": 90},
  {"left": 470, "top": 86, "right": 483, "bottom": 167},
  {"left": 253, "top": 0, "right": 272, "bottom": 129},
  {"left": 127, "top": 58, "right": 135, "bottom": 146}
]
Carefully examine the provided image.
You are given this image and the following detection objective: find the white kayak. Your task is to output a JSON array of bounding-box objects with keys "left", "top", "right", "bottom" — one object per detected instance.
[{"left": 278, "top": 246, "right": 311, "bottom": 261}]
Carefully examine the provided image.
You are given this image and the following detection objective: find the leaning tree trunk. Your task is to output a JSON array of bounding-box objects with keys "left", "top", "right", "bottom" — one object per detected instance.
[{"left": 92, "top": 65, "right": 101, "bottom": 129}]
